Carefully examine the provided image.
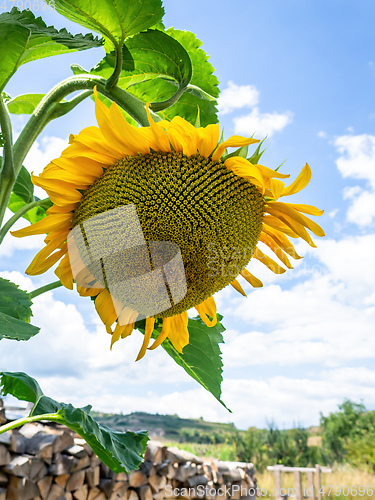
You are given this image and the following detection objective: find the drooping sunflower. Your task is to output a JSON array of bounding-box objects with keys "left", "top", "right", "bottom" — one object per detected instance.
[{"left": 12, "top": 88, "right": 324, "bottom": 360}]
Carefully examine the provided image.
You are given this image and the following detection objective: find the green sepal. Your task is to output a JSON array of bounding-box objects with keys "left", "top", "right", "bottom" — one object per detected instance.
[{"left": 0, "top": 372, "right": 149, "bottom": 473}]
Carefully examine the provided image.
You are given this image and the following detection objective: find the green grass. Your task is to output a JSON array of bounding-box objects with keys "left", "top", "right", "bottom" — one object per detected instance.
[{"left": 162, "top": 440, "right": 238, "bottom": 461}]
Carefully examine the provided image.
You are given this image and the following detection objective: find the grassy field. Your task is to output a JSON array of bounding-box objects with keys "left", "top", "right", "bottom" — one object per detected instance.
[
  {"left": 161, "top": 440, "right": 238, "bottom": 461},
  {"left": 256, "top": 465, "right": 375, "bottom": 499}
]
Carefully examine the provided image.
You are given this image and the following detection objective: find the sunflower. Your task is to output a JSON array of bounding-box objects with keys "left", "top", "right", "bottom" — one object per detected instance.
[{"left": 12, "top": 88, "right": 324, "bottom": 360}]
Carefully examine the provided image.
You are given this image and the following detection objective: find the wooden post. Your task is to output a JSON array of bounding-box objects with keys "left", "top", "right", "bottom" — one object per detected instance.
[
  {"left": 274, "top": 468, "right": 282, "bottom": 500},
  {"left": 306, "top": 471, "right": 314, "bottom": 500},
  {"left": 293, "top": 470, "right": 302, "bottom": 500},
  {"left": 316, "top": 464, "right": 322, "bottom": 500}
]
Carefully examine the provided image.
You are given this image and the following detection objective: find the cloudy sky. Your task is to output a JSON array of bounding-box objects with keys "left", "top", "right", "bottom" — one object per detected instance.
[{"left": 1, "top": 0, "right": 375, "bottom": 430}]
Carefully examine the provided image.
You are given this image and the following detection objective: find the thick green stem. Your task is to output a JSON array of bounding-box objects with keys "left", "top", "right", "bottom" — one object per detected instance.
[
  {"left": 30, "top": 280, "right": 63, "bottom": 299},
  {"left": 13, "top": 75, "right": 157, "bottom": 173},
  {"left": 105, "top": 41, "right": 124, "bottom": 91},
  {"left": 0, "top": 413, "right": 62, "bottom": 434},
  {"left": 0, "top": 197, "right": 50, "bottom": 245},
  {"left": 0, "top": 95, "right": 15, "bottom": 227}
]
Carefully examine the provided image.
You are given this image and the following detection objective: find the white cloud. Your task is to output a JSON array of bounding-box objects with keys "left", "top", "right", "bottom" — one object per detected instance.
[
  {"left": 233, "top": 108, "right": 294, "bottom": 138},
  {"left": 334, "top": 134, "right": 375, "bottom": 226},
  {"left": 218, "top": 81, "right": 259, "bottom": 115}
]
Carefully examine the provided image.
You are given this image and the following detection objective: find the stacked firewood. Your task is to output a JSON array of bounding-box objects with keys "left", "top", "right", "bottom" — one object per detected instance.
[{"left": 0, "top": 421, "right": 256, "bottom": 500}]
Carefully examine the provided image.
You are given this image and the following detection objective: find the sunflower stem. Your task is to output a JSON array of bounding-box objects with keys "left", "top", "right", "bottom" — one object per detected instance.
[
  {"left": 0, "top": 413, "right": 62, "bottom": 434},
  {"left": 0, "top": 197, "right": 50, "bottom": 245},
  {"left": 29, "top": 280, "right": 63, "bottom": 299},
  {"left": 105, "top": 41, "right": 124, "bottom": 91},
  {"left": 0, "top": 94, "right": 15, "bottom": 227},
  {"left": 13, "top": 75, "right": 157, "bottom": 173}
]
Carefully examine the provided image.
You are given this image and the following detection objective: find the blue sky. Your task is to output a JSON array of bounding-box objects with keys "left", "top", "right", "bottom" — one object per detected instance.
[{"left": 1, "top": 0, "right": 375, "bottom": 430}]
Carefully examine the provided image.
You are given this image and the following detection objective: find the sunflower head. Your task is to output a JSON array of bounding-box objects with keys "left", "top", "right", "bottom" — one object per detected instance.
[{"left": 12, "top": 88, "right": 324, "bottom": 359}]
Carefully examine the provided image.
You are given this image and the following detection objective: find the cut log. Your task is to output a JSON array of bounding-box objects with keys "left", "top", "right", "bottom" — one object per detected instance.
[
  {"left": 152, "top": 491, "right": 165, "bottom": 500},
  {"left": 0, "top": 488, "right": 6, "bottom": 500},
  {"left": 174, "top": 464, "right": 197, "bottom": 482},
  {"left": 52, "top": 431, "right": 74, "bottom": 454},
  {"left": 91, "top": 455, "right": 101, "bottom": 468},
  {"left": 29, "top": 457, "right": 47, "bottom": 481},
  {"left": 148, "top": 474, "right": 166, "bottom": 493},
  {"left": 99, "top": 463, "right": 116, "bottom": 480},
  {"left": 74, "top": 438, "right": 94, "bottom": 457},
  {"left": 10, "top": 432, "right": 27, "bottom": 454},
  {"left": 73, "top": 484, "right": 88, "bottom": 500},
  {"left": 49, "top": 453, "right": 77, "bottom": 476},
  {"left": 66, "top": 445, "right": 87, "bottom": 458},
  {"left": 0, "top": 431, "right": 11, "bottom": 446},
  {"left": 167, "top": 448, "right": 203, "bottom": 465},
  {"left": 70, "top": 454, "right": 91, "bottom": 472},
  {"left": 19, "top": 423, "right": 45, "bottom": 439},
  {"left": 144, "top": 442, "right": 166, "bottom": 464},
  {"left": 0, "top": 472, "right": 8, "bottom": 486},
  {"left": 129, "top": 470, "right": 148, "bottom": 488},
  {"left": 203, "top": 465, "right": 212, "bottom": 480},
  {"left": 3, "top": 455, "right": 31, "bottom": 477},
  {"left": 54, "top": 474, "right": 70, "bottom": 489},
  {"left": 88, "top": 487, "right": 102, "bottom": 500},
  {"left": 86, "top": 467, "right": 100, "bottom": 487},
  {"left": 45, "top": 483, "right": 66, "bottom": 500},
  {"left": 186, "top": 475, "right": 209, "bottom": 488},
  {"left": 99, "top": 478, "right": 116, "bottom": 498},
  {"left": 6, "top": 476, "right": 39, "bottom": 500},
  {"left": 110, "top": 482, "right": 128, "bottom": 499},
  {"left": 66, "top": 470, "right": 85, "bottom": 492},
  {"left": 25, "top": 433, "right": 56, "bottom": 456},
  {"left": 139, "top": 460, "right": 153, "bottom": 476},
  {"left": 0, "top": 444, "right": 11, "bottom": 466},
  {"left": 127, "top": 490, "right": 139, "bottom": 500},
  {"left": 138, "top": 485, "right": 153, "bottom": 500},
  {"left": 116, "top": 472, "right": 128, "bottom": 481},
  {"left": 154, "top": 462, "right": 169, "bottom": 477},
  {"left": 37, "top": 476, "right": 52, "bottom": 500}
]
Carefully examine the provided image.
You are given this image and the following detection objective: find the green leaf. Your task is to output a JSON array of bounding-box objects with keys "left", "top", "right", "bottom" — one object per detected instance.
[
  {"left": 0, "top": 278, "right": 40, "bottom": 341},
  {"left": 0, "top": 372, "right": 149, "bottom": 473},
  {"left": 0, "top": 8, "right": 102, "bottom": 92},
  {"left": 121, "top": 29, "right": 219, "bottom": 125},
  {"left": 92, "top": 29, "right": 192, "bottom": 109},
  {"left": 44, "top": 0, "right": 164, "bottom": 47},
  {"left": 6, "top": 94, "right": 44, "bottom": 115},
  {"left": 12, "top": 165, "right": 34, "bottom": 203}
]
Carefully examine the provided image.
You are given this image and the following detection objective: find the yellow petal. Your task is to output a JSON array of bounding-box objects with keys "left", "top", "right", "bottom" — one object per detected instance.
[
  {"left": 146, "top": 104, "right": 171, "bottom": 152},
  {"left": 167, "top": 116, "right": 197, "bottom": 156},
  {"left": 52, "top": 156, "right": 104, "bottom": 179},
  {"left": 212, "top": 136, "right": 259, "bottom": 162},
  {"left": 26, "top": 233, "right": 67, "bottom": 274},
  {"left": 230, "top": 278, "right": 247, "bottom": 297},
  {"left": 195, "top": 296, "right": 217, "bottom": 327},
  {"left": 62, "top": 140, "right": 117, "bottom": 164},
  {"left": 136, "top": 317, "right": 155, "bottom": 361},
  {"left": 110, "top": 100, "right": 151, "bottom": 155},
  {"left": 265, "top": 211, "right": 316, "bottom": 247},
  {"left": 259, "top": 234, "right": 293, "bottom": 269},
  {"left": 94, "top": 290, "right": 117, "bottom": 329},
  {"left": 255, "top": 164, "right": 290, "bottom": 179},
  {"left": 167, "top": 312, "right": 189, "bottom": 353},
  {"left": 270, "top": 178, "right": 285, "bottom": 200},
  {"left": 26, "top": 244, "right": 67, "bottom": 276},
  {"left": 253, "top": 247, "right": 286, "bottom": 274},
  {"left": 11, "top": 214, "right": 73, "bottom": 237},
  {"left": 149, "top": 317, "right": 172, "bottom": 350},
  {"left": 55, "top": 253, "right": 74, "bottom": 289},
  {"left": 224, "top": 157, "right": 265, "bottom": 188},
  {"left": 282, "top": 203, "right": 324, "bottom": 216},
  {"left": 261, "top": 226, "right": 302, "bottom": 260},
  {"left": 197, "top": 124, "right": 220, "bottom": 158},
  {"left": 282, "top": 163, "right": 311, "bottom": 197},
  {"left": 263, "top": 216, "right": 299, "bottom": 239},
  {"left": 240, "top": 269, "right": 263, "bottom": 288},
  {"left": 267, "top": 202, "right": 325, "bottom": 237}
]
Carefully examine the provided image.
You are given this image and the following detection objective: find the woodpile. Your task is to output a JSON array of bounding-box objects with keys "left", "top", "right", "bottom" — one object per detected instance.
[{"left": 0, "top": 420, "right": 256, "bottom": 500}]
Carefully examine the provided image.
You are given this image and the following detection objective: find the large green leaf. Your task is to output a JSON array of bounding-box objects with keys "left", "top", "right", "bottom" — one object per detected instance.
[
  {"left": 5, "top": 164, "right": 52, "bottom": 224},
  {"left": 0, "top": 278, "right": 39, "bottom": 341},
  {"left": 0, "top": 372, "right": 148, "bottom": 473},
  {"left": 92, "top": 29, "right": 192, "bottom": 100},
  {"left": 122, "top": 29, "right": 219, "bottom": 125},
  {"left": 0, "top": 8, "right": 102, "bottom": 92},
  {"left": 6, "top": 94, "right": 44, "bottom": 115},
  {"left": 44, "top": 0, "right": 164, "bottom": 47}
]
